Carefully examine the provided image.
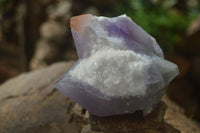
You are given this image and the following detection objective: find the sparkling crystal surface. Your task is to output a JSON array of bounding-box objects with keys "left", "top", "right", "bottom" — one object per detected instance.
[{"left": 55, "top": 14, "right": 179, "bottom": 116}]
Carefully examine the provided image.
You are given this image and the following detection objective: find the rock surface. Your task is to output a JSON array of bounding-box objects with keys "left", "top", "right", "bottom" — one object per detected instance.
[
  {"left": 0, "top": 61, "right": 77, "bottom": 133},
  {"left": 0, "top": 61, "right": 199, "bottom": 133},
  {"left": 89, "top": 102, "right": 174, "bottom": 133},
  {"left": 163, "top": 95, "right": 200, "bottom": 133}
]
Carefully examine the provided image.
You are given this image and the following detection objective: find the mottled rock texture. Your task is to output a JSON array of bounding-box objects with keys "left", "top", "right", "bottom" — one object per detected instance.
[
  {"left": 0, "top": 61, "right": 77, "bottom": 133},
  {"left": 0, "top": 62, "right": 199, "bottom": 133},
  {"left": 89, "top": 102, "right": 170, "bottom": 133}
]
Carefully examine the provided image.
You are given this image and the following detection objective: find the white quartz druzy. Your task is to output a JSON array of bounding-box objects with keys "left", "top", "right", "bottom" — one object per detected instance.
[
  {"left": 55, "top": 14, "right": 179, "bottom": 116},
  {"left": 69, "top": 48, "right": 151, "bottom": 97}
]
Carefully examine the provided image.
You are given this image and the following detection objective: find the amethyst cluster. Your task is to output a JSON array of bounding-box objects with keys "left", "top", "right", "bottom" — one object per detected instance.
[{"left": 55, "top": 14, "right": 179, "bottom": 116}]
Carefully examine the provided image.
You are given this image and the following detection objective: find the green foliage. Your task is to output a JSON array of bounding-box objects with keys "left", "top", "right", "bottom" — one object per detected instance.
[
  {"left": 0, "top": 0, "right": 6, "bottom": 5},
  {"left": 0, "top": 0, "right": 5, "bottom": 4},
  {"left": 111, "top": 0, "right": 199, "bottom": 52}
]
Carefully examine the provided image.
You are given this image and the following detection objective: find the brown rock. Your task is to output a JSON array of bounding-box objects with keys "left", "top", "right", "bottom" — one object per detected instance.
[
  {"left": 47, "top": 0, "right": 72, "bottom": 21},
  {"left": 84, "top": 6, "right": 99, "bottom": 16},
  {"left": 30, "top": 39, "right": 62, "bottom": 70},
  {"left": 163, "top": 95, "right": 200, "bottom": 133},
  {"left": 89, "top": 102, "right": 170, "bottom": 133},
  {"left": 0, "top": 61, "right": 200, "bottom": 133},
  {"left": 72, "top": 104, "right": 90, "bottom": 132},
  {"left": 40, "top": 21, "right": 67, "bottom": 42},
  {"left": 81, "top": 124, "right": 103, "bottom": 133},
  {"left": 0, "top": 61, "right": 78, "bottom": 133}
]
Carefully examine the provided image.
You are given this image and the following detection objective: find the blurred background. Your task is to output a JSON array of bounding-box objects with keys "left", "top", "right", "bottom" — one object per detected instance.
[{"left": 0, "top": 0, "right": 200, "bottom": 123}]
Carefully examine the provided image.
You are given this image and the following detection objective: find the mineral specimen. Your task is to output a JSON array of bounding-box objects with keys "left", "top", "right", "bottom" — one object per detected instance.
[{"left": 55, "top": 14, "right": 179, "bottom": 116}]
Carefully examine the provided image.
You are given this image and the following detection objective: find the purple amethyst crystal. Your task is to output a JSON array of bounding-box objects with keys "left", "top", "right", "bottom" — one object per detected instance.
[{"left": 55, "top": 14, "right": 179, "bottom": 116}]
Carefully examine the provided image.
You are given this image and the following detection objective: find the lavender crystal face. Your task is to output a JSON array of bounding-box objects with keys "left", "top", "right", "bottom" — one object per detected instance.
[{"left": 55, "top": 14, "right": 179, "bottom": 116}]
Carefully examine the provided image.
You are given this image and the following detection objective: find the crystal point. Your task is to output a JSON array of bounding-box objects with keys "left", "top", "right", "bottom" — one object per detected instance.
[{"left": 55, "top": 14, "right": 179, "bottom": 116}]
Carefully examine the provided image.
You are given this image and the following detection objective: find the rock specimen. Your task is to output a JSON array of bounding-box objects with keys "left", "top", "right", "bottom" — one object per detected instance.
[
  {"left": 0, "top": 62, "right": 200, "bottom": 133},
  {"left": 55, "top": 14, "right": 179, "bottom": 116}
]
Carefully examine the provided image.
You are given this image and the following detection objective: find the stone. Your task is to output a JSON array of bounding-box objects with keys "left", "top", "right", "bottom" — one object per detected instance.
[
  {"left": 72, "top": 103, "right": 90, "bottom": 132},
  {"left": 47, "top": 0, "right": 72, "bottom": 21},
  {"left": 30, "top": 39, "right": 62, "bottom": 70},
  {"left": 81, "top": 124, "right": 103, "bottom": 133},
  {"left": 0, "top": 61, "right": 78, "bottom": 133},
  {"left": 0, "top": 62, "right": 199, "bottom": 133},
  {"left": 55, "top": 14, "right": 179, "bottom": 116},
  {"left": 40, "top": 21, "right": 67, "bottom": 43},
  {"left": 84, "top": 6, "right": 99, "bottom": 16},
  {"left": 30, "top": 0, "right": 74, "bottom": 70},
  {"left": 89, "top": 102, "right": 169, "bottom": 133},
  {"left": 163, "top": 95, "right": 200, "bottom": 133},
  {"left": 73, "top": 95, "right": 200, "bottom": 133}
]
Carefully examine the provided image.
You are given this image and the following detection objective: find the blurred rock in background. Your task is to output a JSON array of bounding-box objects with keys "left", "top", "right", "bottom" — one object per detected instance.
[
  {"left": 30, "top": 0, "right": 73, "bottom": 70},
  {"left": 30, "top": 0, "right": 101, "bottom": 70},
  {"left": 0, "top": 0, "right": 57, "bottom": 82},
  {"left": 0, "top": 0, "right": 100, "bottom": 81}
]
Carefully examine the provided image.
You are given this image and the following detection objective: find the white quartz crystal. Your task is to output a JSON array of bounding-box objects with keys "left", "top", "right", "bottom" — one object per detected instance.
[
  {"left": 55, "top": 14, "right": 179, "bottom": 116},
  {"left": 69, "top": 47, "right": 173, "bottom": 97}
]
